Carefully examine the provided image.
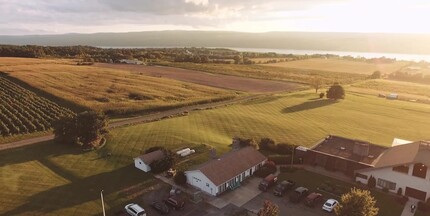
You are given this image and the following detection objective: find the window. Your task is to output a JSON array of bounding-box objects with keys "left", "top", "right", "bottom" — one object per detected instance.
[
  {"left": 393, "top": 165, "right": 409, "bottom": 174},
  {"left": 412, "top": 163, "right": 427, "bottom": 179},
  {"left": 355, "top": 173, "right": 368, "bottom": 180},
  {"left": 377, "top": 178, "right": 396, "bottom": 190},
  {"left": 206, "top": 183, "right": 209, "bottom": 187}
]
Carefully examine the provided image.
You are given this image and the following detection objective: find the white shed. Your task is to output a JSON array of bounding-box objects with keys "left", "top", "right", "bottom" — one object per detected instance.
[{"left": 134, "top": 150, "right": 165, "bottom": 172}]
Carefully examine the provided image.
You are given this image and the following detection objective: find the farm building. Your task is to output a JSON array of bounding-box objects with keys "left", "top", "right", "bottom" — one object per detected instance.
[
  {"left": 185, "top": 146, "right": 267, "bottom": 196},
  {"left": 355, "top": 140, "right": 430, "bottom": 201},
  {"left": 134, "top": 150, "right": 165, "bottom": 172},
  {"left": 119, "top": 59, "right": 145, "bottom": 65},
  {"left": 303, "top": 135, "right": 388, "bottom": 176}
]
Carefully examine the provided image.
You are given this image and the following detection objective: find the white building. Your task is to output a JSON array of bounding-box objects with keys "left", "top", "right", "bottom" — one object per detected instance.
[
  {"left": 185, "top": 147, "right": 267, "bottom": 196},
  {"left": 355, "top": 141, "right": 430, "bottom": 201},
  {"left": 119, "top": 59, "right": 145, "bottom": 65},
  {"left": 134, "top": 150, "right": 165, "bottom": 172}
]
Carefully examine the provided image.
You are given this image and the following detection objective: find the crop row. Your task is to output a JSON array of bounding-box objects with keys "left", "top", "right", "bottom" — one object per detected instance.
[{"left": 0, "top": 76, "right": 75, "bottom": 136}]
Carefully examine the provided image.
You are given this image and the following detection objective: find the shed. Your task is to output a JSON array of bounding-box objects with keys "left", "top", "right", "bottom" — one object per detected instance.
[{"left": 134, "top": 150, "right": 165, "bottom": 172}]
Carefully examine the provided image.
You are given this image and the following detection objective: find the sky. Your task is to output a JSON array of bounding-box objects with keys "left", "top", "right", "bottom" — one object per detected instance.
[{"left": 0, "top": 0, "right": 429, "bottom": 35}]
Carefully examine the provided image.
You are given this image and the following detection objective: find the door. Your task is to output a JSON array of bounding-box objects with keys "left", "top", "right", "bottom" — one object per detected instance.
[{"left": 405, "top": 187, "right": 427, "bottom": 201}]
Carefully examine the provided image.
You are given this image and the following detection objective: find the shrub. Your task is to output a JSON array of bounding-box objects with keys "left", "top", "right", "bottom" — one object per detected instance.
[
  {"left": 397, "top": 187, "right": 403, "bottom": 196},
  {"left": 382, "top": 187, "right": 389, "bottom": 193},
  {"left": 326, "top": 82, "right": 345, "bottom": 100},
  {"left": 268, "top": 155, "right": 288, "bottom": 165},
  {"left": 254, "top": 167, "right": 275, "bottom": 178},
  {"left": 174, "top": 171, "right": 187, "bottom": 186},
  {"left": 367, "top": 176, "right": 376, "bottom": 188},
  {"left": 258, "top": 137, "right": 276, "bottom": 151},
  {"left": 319, "top": 92, "right": 325, "bottom": 98},
  {"left": 276, "top": 143, "right": 294, "bottom": 155}
]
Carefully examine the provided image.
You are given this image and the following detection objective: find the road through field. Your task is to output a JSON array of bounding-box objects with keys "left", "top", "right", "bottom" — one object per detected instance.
[
  {"left": 0, "top": 94, "right": 262, "bottom": 151},
  {"left": 96, "top": 63, "right": 303, "bottom": 93}
]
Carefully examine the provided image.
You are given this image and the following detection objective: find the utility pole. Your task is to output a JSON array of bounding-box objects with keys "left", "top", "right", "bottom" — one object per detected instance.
[{"left": 101, "top": 190, "right": 106, "bottom": 216}]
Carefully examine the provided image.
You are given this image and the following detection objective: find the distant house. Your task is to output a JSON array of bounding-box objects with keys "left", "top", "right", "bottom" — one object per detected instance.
[
  {"left": 119, "top": 59, "right": 145, "bottom": 65},
  {"left": 134, "top": 150, "right": 165, "bottom": 172},
  {"left": 185, "top": 147, "right": 267, "bottom": 196},
  {"left": 303, "top": 135, "right": 388, "bottom": 176},
  {"left": 355, "top": 141, "right": 430, "bottom": 201},
  {"left": 386, "top": 93, "right": 398, "bottom": 100}
]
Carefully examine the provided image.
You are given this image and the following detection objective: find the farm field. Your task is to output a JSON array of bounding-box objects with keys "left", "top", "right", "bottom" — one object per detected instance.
[
  {"left": 159, "top": 62, "right": 367, "bottom": 84},
  {"left": 266, "top": 58, "right": 408, "bottom": 75},
  {"left": 349, "top": 79, "right": 430, "bottom": 102},
  {"left": 0, "top": 58, "right": 236, "bottom": 115},
  {"left": 96, "top": 63, "right": 304, "bottom": 93},
  {"left": 0, "top": 75, "right": 74, "bottom": 140},
  {"left": 1, "top": 90, "right": 430, "bottom": 215}
]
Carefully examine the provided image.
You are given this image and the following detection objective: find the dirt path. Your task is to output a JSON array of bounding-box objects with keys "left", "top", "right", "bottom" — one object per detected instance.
[
  {"left": 0, "top": 94, "right": 261, "bottom": 151},
  {"left": 96, "top": 63, "right": 303, "bottom": 93}
]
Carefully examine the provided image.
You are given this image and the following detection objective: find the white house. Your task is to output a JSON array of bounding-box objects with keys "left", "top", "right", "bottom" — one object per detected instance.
[
  {"left": 355, "top": 140, "right": 430, "bottom": 201},
  {"left": 185, "top": 146, "right": 267, "bottom": 196},
  {"left": 134, "top": 150, "right": 165, "bottom": 172}
]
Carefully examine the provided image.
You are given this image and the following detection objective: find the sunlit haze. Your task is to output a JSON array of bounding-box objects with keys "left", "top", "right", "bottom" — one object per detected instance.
[{"left": 1, "top": 0, "right": 429, "bottom": 35}]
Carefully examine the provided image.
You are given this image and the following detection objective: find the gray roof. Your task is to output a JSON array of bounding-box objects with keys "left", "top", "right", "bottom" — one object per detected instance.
[{"left": 136, "top": 150, "right": 165, "bottom": 164}]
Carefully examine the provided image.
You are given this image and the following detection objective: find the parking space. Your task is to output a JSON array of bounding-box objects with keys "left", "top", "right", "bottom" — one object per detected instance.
[
  {"left": 243, "top": 189, "right": 334, "bottom": 216},
  {"left": 208, "top": 177, "right": 262, "bottom": 209}
]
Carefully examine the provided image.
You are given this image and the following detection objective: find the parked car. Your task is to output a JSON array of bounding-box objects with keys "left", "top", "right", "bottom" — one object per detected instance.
[
  {"left": 273, "top": 180, "right": 295, "bottom": 196},
  {"left": 304, "top": 192, "right": 323, "bottom": 207},
  {"left": 259, "top": 174, "right": 278, "bottom": 191},
  {"left": 125, "top": 203, "right": 146, "bottom": 216},
  {"left": 150, "top": 201, "right": 170, "bottom": 214},
  {"left": 166, "top": 168, "right": 177, "bottom": 178},
  {"left": 322, "top": 199, "right": 339, "bottom": 212},
  {"left": 164, "top": 196, "right": 185, "bottom": 210},
  {"left": 289, "top": 186, "right": 309, "bottom": 203}
]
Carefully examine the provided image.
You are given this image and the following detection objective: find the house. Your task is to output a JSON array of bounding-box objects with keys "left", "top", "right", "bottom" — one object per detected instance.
[
  {"left": 355, "top": 141, "right": 430, "bottom": 201},
  {"left": 134, "top": 150, "right": 165, "bottom": 172},
  {"left": 185, "top": 147, "right": 267, "bottom": 196},
  {"left": 303, "top": 135, "right": 388, "bottom": 176}
]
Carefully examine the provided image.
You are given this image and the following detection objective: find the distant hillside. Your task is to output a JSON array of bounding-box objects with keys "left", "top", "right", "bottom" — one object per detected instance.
[{"left": 1, "top": 31, "right": 430, "bottom": 55}]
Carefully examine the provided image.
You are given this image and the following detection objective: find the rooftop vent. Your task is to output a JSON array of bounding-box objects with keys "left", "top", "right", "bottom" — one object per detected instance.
[{"left": 340, "top": 147, "right": 346, "bottom": 150}]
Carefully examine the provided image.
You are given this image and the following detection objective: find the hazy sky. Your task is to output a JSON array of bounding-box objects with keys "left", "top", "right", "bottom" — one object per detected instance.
[{"left": 1, "top": 0, "right": 429, "bottom": 35}]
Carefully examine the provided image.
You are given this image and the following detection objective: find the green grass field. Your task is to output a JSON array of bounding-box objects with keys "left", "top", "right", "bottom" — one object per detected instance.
[
  {"left": 350, "top": 79, "right": 430, "bottom": 98},
  {"left": 159, "top": 62, "right": 367, "bottom": 85},
  {"left": 2, "top": 90, "right": 430, "bottom": 215}
]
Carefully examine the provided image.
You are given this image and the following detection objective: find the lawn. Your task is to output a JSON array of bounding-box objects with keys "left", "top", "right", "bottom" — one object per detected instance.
[
  {"left": 2, "top": 90, "right": 430, "bottom": 215},
  {"left": 159, "top": 62, "right": 367, "bottom": 84},
  {"left": 350, "top": 79, "right": 430, "bottom": 99},
  {"left": 266, "top": 58, "right": 408, "bottom": 75},
  {"left": 107, "top": 90, "right": 430, "bottom": 150},
  {"left": 0, "top": 58, "right": 235, "bottom": 115},
  {"left": 277, "top": 169, "right": 404, "bottom": 216}
]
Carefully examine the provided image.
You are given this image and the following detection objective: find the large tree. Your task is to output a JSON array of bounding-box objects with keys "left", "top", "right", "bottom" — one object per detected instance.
[
  {"left": 326, "top": 82, "right": 345, "bottom": 100},
  {"left": 53, "top": 111, "right": 108, "bottom": 148},
  {"left": 258, "top": 200, "right": 279, "bottom": 216},
  {"left": 335, "top": 188, "right": 379, "bottom": 216},
  {"left": 310, "top": 76, "right": 324, "bottom": 93}
]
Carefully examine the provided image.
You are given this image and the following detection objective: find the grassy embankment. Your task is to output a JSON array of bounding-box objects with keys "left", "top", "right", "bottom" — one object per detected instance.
[{"left": 2, "top": 90, "right": 430, "bottom": 215}]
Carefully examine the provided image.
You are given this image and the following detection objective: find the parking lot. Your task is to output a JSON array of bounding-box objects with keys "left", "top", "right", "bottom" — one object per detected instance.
[{"left": 243, "top": 188, "right": 334, "bottom": 216}]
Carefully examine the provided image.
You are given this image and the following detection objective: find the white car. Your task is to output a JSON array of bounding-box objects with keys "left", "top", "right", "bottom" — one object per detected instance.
[
  {"left": 125, "top": 203, "right": 146, "bottom": 216},
  {"left": 322, "top": 199, "right": 339, "bottom": 212}
]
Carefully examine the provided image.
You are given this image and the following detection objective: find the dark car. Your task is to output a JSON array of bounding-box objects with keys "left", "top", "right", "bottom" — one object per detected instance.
[
  {"left": 304, "top": 192, "right": 323, "bottom": 207},
  {"left": 150, "top": 201, "right": 170, "bottom": 214},
  {"left": 164, "top": 196, "right": 185, "bottom": 210},
  {"left": 273, "top": 180, "right": 295, "bottom": 196},
  {"left": 289, "top": 186, "right": 309, "bottom": 203}
]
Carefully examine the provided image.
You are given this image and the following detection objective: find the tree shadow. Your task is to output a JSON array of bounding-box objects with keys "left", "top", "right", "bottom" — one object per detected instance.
[
  {"left": 282, "top": 99, "right": 338, "bottom": 113},
  {"left": 0, "top": 141, "right": 81, "bottom": 168},
  {"left": 2, "top": 165, "right": 155, "bottom": 215}
]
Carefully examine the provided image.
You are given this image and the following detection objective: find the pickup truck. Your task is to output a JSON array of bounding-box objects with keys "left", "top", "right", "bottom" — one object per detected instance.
[
  {"left": 259, "top": 174, "right": 278, "bottom": 191},
  {"left": 289, "top": 186, "right": 309, "bottom": 203},
  {"left": 273, "top": 180, "right": 295, "bottom": 196}
]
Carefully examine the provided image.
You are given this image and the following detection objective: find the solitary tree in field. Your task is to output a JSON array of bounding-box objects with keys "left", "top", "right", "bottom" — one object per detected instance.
[
  {"left": 335, "top": 188, "right": 379, "bottom": 216},
  {"left": 258, "top": 200, "right": 279, "bottom": 216},
  {"left": 310, "top": 76, "right": 324, "bottom": 93},
  {"left": 53, "top": 111, "right": 108, "bottom": 148},
  {"left": 369, "top": 71, "right": 381, "bottom": 79},
  {"left": 326, "top": 83, "right": 345, "bottom": 100}
]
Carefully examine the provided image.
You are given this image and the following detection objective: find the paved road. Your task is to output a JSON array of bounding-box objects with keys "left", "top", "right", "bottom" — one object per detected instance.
[{"left": 0, "top": 94, "right": 262, "bottom": 151}]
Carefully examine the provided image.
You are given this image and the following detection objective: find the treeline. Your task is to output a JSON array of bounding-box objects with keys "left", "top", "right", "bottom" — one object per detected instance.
[{"left": 388, "top": 71, "right": 430, "bottom": 84}]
